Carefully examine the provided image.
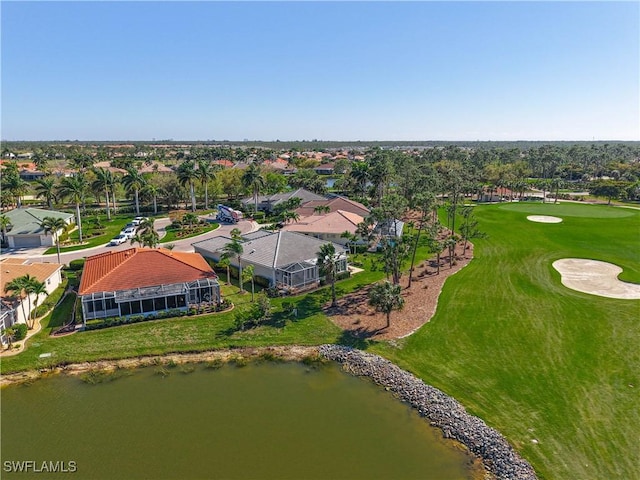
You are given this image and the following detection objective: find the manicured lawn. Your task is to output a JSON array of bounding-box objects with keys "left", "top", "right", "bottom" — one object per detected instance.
[
  {"left": 160, "top": 222, "right": 219, "bottom": 244},
  {"left": 45, "top": 214, "right": 142, "bottom": 254},
  {"left": 373, "top": 202, "right": 640, "bottom": 480}
]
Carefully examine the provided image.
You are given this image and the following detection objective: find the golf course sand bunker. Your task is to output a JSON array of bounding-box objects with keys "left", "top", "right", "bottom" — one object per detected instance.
[
  {"left": 553, "top": 259, "right": 640, "bottom": 299},
  {"left": 527, "top": 215, "right": 563, "bottom": 223}
]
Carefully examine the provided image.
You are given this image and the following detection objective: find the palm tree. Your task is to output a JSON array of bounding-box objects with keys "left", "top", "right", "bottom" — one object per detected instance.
[
  {"left": 123, "top": 168, "right": 147, "bottom": 216},
  {"left": 241, "top": 163, "right": 265, "bottom": 213},
  {"left": 57, "top": 174, "right": 88, "bottom": 243},
  {"left": 0, "top": 215, "right": 11, "bottom": 247},
  {"left": 218, "top": 254, "right": 231, "bottom": 285},
  {"left": 197, "top": 160, "right": 217, "bottom": 210},
  {"left": 223, "top": 238, "right": 244, "bottom": 292},
  {"left": 92, "top": 167, "right": 114, "bottom": 220},
  {"left": 407, "top": 193, "right": 435, "bottom": 288},
  {"left": 41, "top": 216, "right": 67, "bottom": 264},
  {"left": 4, "top": 277, "right": 29, "bottom": 329},
  {"left": 314, "top": 205, "right": 331, "bottom": 215},
  {"left": 242, "top": 264, "right": 255, "bottom": 302},
  {"left": 20, "top": 274, "right": 40, "bottom": 329},
  {"left": 138, "top": 219, "right": 160, "bottom": 248},
  {"left": 29, "top": 279, "right": 48, "bottom": 325},
  {"left": 34, "top": 176, "right": 57, "bottom": 209},
  {"left": 349, "top": 161, "right": 370, "bottom": 197},
  {"left": 177, "top": 161, "right": 199, "bottom": 212},
  {"left": 281, "top": 210, "right": 300, "bottom": 225},
  {"left": 368, "top": 280, "right": 405, "bottom": 328},
  {"left": 142, "top": 182, "right": 160, "bottom": 215},
  {"left": 317, "top": 243, "right": 338, "bottom": 307}
]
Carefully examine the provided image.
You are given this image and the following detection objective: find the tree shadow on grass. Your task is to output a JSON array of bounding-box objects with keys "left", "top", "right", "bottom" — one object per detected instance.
[{"left": 335, "top": 327, "right": 384, "bottom": 350}]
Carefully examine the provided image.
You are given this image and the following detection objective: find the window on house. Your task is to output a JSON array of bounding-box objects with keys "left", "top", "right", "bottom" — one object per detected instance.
[
  {"left": 130, "top": 301, "right": 142, "bottom": 314},
  {"left": 142, "top": 299, "right": 154, "bottom": 313},
  {"left": 154, "top": 297, "right": 166, "bottom": 311}
]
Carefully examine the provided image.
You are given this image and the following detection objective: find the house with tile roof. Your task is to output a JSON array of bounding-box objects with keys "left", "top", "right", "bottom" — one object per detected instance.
[
  {"left": 281, "top": 210, "right": 364, "bottom": 246},
  {"left": 78, "top": 248, "right": 220, "bottom": 323},
  {"left": 193, "top": 230, "right": 347, "bottom": 291},
  {"left": 240, "top": 188, "right": 326, "bottom": 213},
  {"left": 0, "top": 258, "right": 64, "bottom": 344},
  {"left": 294, "top": 196, "right": 370, "bottom": 218},
  {"left": 3, "top": 207, "right": 74, "bottom": 249}
]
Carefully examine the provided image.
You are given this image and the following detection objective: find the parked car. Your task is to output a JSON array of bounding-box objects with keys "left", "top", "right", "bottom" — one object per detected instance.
[
  {"left": 109, "top": 234, "right": 128, "bottom": 246},
  {"left": 133, "top": 216, "right": 149, "bottom": 224},
  {"left": 120, "top": 227, "right": 137, "bottom": 239}
]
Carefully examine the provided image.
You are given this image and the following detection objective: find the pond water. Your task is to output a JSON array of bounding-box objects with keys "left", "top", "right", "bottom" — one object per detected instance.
[{"left": 1, "top": 362, "right": 480, "bottom": 479}]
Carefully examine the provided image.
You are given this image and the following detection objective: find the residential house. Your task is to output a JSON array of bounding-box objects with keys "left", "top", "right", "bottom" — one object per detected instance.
[
  {"left": 193, "top": 230, "right": 348, "bottom": 291},
  {"left": 240, "top": 188, "right": 326, "bottom": 214},
  {"left": 281, "top": 210, "right": 364, "bottom": 246},
  {"left": 3, "top": 208, "right": 74, "bottom": 248},
  {"left": 139, "top": 161, "right": 173, "bottom": 174},
  {"left": 314, "top": 163, "right": 335, "bottom": 175},
  {"left": 294, "top": 196, "right": 370, "bottom": 218},
  {"left": 0, "top": 258, "right": 64, "bottom": 344},
  {"left": 78, "top": 248, "right": 220, "bottom": 323}
]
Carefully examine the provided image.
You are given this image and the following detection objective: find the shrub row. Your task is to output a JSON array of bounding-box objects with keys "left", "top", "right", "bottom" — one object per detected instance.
[{"left": 83, "top": 300, "right": 232, "bottom": 331}]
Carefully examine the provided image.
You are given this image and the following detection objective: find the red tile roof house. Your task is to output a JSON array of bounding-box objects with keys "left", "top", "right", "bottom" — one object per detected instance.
[{"left": 78, "top": 248, "right": 220, "bottom": 325}]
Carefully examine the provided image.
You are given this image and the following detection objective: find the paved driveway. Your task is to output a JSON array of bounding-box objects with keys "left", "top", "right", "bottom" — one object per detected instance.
[{"left": 2, "top": 217, "right": 260, "bottom": 265}]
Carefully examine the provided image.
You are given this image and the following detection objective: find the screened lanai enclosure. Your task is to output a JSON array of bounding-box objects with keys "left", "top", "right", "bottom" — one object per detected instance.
[
  {"left": 275, "top": 262, "right": 318, "bottom": 290},
  {"left": 274, "top": 255, "right": 348, "bottom": 291},
  {"left": 80, "top": 278, "right": 220, "bottom": 322}
]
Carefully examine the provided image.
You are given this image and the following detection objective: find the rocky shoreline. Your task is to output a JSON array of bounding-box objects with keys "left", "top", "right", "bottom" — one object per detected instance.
[{"left": 319, "top": 344, "right": 538, "bottom": 480}]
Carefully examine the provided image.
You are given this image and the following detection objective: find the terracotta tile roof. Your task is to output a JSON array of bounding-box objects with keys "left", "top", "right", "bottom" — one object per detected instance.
[
  {"left": 1, "top": 262, "right": 63, "bottom": 298},
  {"left": 214, "top": 159, "right": 234, "bottom": 168},
  {"left": 79, "top": 248, "right": 216, "bottom": 295},
  {"left": 295, "top": 197, "right": 370, "bottom": 218},
  {"left": 282, "top": 210, "right": 364, "bottom": 235}
]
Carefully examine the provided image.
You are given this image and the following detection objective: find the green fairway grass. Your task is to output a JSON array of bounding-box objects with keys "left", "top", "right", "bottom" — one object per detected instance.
[{"left": 374, "top": 203, "right": 640, "bottom": 480}]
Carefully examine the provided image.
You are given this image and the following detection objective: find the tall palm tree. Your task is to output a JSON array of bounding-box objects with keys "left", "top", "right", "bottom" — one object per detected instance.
[
  {"left": 349, "top": 161, "right": 370, "bottom": 197},
  {"left": 197, "top": 160, "right": 217, "bottom": 210},
  {"left": 218, "top": 254, "right": 231, "bottom": 285},
  {"left": 223, "top": 238, "right": 244, "bottom": 292},
  {"left": 177, "top": 161, "right": 199, "bottom": 212},
  {"left": 3, "top": 276, "right": 29, "bottom": 329},
  {"left": 0, "top": 215, "right": 11, "bottom": 247},
  {"left": 57, "top": 174, "right": 88, "bottom": 243},
  {"left": 242, "top": 264, "right": 255, "bottom": 302},
  {"left": 92, "top": 167, "right": 114, "bottom": 220},
  {"left": 20, "top": 274, "right": 40, "bottom": 328},
  {"left": 142, "top": 182, "right": 160, "bottom": 215},
  {"left": 241, "top": 163, "right": 265, "bottom": 213},
  {"left": 122, "top": 167, "right": 147, "bottom": 216},
  {"left": 317, "top": 243, "right": 338, "bottom": 307},
  {"left": 368, "top": 280, "right": 404, "bottom": 328},
  {"left": 41, "top": 216, "right": 67, "bottom": 264},
  {"left": 29, "top": 279, "right": 48, "bottom": 325},
  {"left": 34, "top": 176, "right": 57, "bottom": 209}
]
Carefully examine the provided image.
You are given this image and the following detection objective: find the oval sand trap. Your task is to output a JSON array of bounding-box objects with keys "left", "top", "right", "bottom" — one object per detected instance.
[
  {"left": 527, "top": 215, "right": 563, "bottom": 223},
  {"left": 552, "top": 259, "right": 640, "bottom": 299}
]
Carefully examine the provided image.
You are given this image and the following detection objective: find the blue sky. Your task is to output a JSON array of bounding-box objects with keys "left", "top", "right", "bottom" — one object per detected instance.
[{"left": 2, "top": 1, "right": 638, "bottom": 141}]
